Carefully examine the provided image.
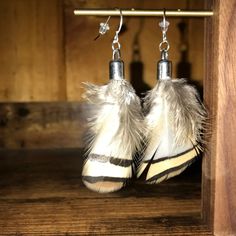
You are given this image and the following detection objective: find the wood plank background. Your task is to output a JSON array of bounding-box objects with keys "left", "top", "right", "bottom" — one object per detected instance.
[
  {"left": 0, "top": 0, "right": 65, "bottom": 101},
  {"left": 0, "top": 0, "right": 204, "bottom": 101}
]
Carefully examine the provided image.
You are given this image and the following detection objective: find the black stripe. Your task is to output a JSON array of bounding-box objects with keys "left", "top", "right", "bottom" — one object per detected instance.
[
  {"left": 110, "top": 157, "right": 132, "bottom": 167},
  {"left": 143, "top": 146, "right": 198, "bottom": 164},
  {"left": 82, "top": 176, "right": 129, "bottom": 184},
  {"left": 139, "top": 149, "right": 157, "bottom": 181},
  {"left": 88, "top": 154, "right": 132, "bottom": 167},
  {"left": 146, "top": 155, "right": 198, "bottom": 183}
]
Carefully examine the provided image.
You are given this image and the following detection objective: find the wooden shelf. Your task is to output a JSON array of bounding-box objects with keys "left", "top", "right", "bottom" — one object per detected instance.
[{"left": 0, "top": 149, "right": 211, "bottom": 235}]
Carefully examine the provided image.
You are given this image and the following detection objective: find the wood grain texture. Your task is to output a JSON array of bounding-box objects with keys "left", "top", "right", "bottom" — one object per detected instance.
[
  {"left": 0, "top": 103, "right": 89, "bottom": 149},
  {"left": 188, "top": 1, "right": 205, "bottom": 85},
  {"left": 0, "top": 0, "right": 65, "bottom": 101},
  {"left": 203, "top": 0, "right": 236, "bottom": 235},
  {"left": 0, "top": 149, "right": 212, "bottom": 235},
  {"left": 202, "top": 0, "right": 216, "bottom": 230}
]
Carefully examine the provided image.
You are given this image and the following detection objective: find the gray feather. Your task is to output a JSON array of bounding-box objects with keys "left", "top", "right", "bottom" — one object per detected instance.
[
  {"left": 82, "top": 79, "right": 144, "bottom": 192},
  {"left": 83, "top": 79, "right": 144, "bottom": 156}
]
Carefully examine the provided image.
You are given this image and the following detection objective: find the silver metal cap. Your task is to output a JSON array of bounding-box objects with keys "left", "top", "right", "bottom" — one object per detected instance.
[
  {"left": 157, "top": 51, "right": 172, "bottom": 80},
  {"left": 109, "top": 60, "right": 124, "bottom": 80}
]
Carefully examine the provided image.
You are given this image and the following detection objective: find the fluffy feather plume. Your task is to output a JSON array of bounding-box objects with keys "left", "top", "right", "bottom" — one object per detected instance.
[
  {"left": 82, "top": 79, "right": 144, "bottom": 193},
  {"left": 137, "top": 78, "right": 207, "bottom": 183}
]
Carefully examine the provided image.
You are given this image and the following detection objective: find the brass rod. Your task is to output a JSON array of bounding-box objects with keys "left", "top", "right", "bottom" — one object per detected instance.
[{"left": 74, "top": 9, "right": 213, "bottom": 17}]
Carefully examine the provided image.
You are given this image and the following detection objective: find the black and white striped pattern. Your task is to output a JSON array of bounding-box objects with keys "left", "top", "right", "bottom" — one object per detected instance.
[
  {"left": 82, "top": 154, "right": 132, "bottom": 193},
  {"left": 138, "top": 146, "right": 200, "bottom": 183},
  {"left": 137, "top": 79, "right": 207, "bottom": 184}
]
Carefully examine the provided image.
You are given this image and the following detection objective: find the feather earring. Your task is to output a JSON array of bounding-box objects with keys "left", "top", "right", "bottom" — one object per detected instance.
[
  {"left": 137, "top": 10, "right": 207, "bottom": 184},
  {"left": 82, "top": 10, "right": 144, "bottom": 193}
]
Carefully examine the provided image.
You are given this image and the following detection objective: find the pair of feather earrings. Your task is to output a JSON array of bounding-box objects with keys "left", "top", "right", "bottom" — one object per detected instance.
[{"left": 82, "top": 11, "right": 207, "bottom": 193}]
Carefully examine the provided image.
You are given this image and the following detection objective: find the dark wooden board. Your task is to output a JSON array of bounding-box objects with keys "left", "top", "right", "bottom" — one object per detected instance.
[
  {"left": 0, "top": 149, "right": 211, "bottom": 235},
  {"left": 0, "top": 103, "right": 90, "bottom": 149},
  {"left": 202, "top": 0, "right": 236, "bottom": 235}
]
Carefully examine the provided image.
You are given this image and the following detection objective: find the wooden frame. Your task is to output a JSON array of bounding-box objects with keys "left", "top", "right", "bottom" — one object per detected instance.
[
  {"left": 0, "top": 0, "right": 236, "bottom": 234},
  {"left": 202, "top": 0, "right": 236, "bottom": 235}
]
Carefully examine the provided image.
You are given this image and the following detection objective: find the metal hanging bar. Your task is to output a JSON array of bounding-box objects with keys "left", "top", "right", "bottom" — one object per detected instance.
[{"left": 74, "top": 9, "right": 213, "bottom": 17}]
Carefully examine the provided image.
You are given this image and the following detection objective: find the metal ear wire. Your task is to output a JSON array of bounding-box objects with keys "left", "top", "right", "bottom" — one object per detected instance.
[
  {"left": 158, "top": 9, "right": 172, "bottom": 80},
  {"left": 94, "top": 8, "right": 123, "bottom": 59},
  {"left": 112, "top": 9, "right": 123, "bottom": 60},
  {"left": 114, "top": 9, "right": 123, "bottom": 39},
  {"left": 159, "top": 8, "right": 170, "bottom": 52},
  {"left": 163, "top": 9, "right": 166, "bottom": 28}
]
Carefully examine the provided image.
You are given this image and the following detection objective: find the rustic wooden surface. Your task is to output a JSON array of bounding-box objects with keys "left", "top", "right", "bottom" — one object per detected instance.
[
  {"left": 213, "top": 0, "right": 236, "bottom": 234},
  {"left": 0, "top": 103, "right": 89, "bottom": 149},
  {"left": 203, "top": 0, "right": 236, "bottom": 235},
  {"left": 0, "top": 0, "right": 65, "bottom": 101},
  {"left": 188, "top": 1, "right": 205, "bottom": 84},
  {"left": 0, "top": 149, "right": 212, "bottom": 235}
]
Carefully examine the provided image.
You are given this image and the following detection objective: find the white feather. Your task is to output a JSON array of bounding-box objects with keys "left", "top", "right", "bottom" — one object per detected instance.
[{"left": 138, "top": 78, "right": 207, "bottom": 182}]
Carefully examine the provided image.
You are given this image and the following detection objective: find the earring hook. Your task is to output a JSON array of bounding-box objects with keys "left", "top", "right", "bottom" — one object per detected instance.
[
  {"left": 94, "top": 8, "right": 123, "bottom": 59},
  {"left": 112, "top": 9, "right": 123, "bottom": 60},
  {"left": 163, "top": 8, "right": 166, "bottom": 26},
  {"left": 116, "top": 9, "right": 123, "bottom": 36},
  {"left": 159, "top": 8, "right": 170, "bottom": 52}
]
